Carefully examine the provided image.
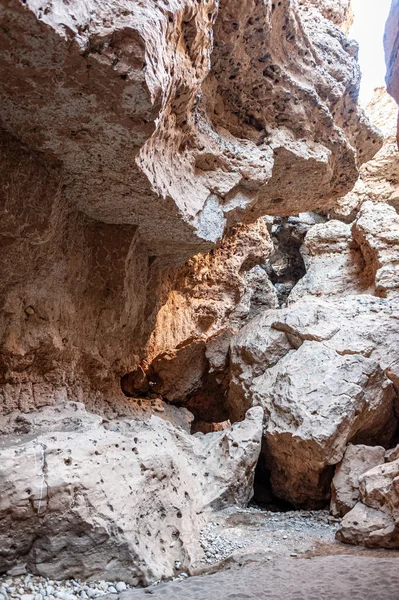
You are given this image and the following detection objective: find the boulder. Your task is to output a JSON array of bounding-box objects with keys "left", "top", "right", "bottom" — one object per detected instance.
[
  {"left": 289, "top": 220, "right": 367, "bottom": 302},
  {"left": 352, "top": 201, "right": 399, "bottom": 298},
  {"left": 330, "top": 444, "right": 386, "bottom": 517},
  {"left": 229, "top": 291, "right": 399, "bottom": 507},
  {"left": 337, "top": 458, "right": 399, "bottom": 548},
  {"left": 0, "top": 401, "right": 263, "bottom": 582},
  {"left": 252, "top": 340, "right": 395, "bottom": 508}
]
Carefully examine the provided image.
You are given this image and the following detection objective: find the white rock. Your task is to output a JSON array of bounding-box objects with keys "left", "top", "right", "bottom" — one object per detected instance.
[{"left": 0, "top": 403, "right": 262, "bottom": 585}]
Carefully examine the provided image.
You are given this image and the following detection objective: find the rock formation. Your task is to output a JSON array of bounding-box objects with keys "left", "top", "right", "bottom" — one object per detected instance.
[
  {"left": 0, "top": 0, "right": 381, "bottom": 417},
  {"left": 336, "top": 453, "right": 399, "bottom": 548},
  {"left": 385, "top": 0, "right": 399, "bottom": 143},
  {"left": 229, "top": 202, "right": 399, "bottom": 508},
  {"left": 0, "top": 0, "right": 393, "bottom": 580},
  {"left": 330, "top": 444, "right": 386, "bottom": 517},
  {"left": 331, "top": 88, "right": 399, "bottom": 221},
  {"left": 0, "top": 401, "right": 263, "bottom": 582}
]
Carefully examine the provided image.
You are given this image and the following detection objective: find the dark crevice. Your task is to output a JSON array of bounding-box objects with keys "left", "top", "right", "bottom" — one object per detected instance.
[
  {"left": 264, "top": 213, "right": 325, "bottom": 305},
  {"left": 251, "top": 447, "right": 295, "bottom": 512}
]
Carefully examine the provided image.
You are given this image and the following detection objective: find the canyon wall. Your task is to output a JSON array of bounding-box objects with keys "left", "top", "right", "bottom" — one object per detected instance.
[
  {"left": 0, "top": 0, "right": 380, "bottom": 416},
  {"left": 385, "top": 0, "right": 399, "bottom": 144},
  {"left": 1, "top": 0, "right": 397, "bottom": 580}
]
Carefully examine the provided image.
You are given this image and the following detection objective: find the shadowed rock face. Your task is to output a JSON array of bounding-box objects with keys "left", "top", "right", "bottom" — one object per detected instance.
[{"left": 0, "top": 0, "right": 381, "bottom": 411}]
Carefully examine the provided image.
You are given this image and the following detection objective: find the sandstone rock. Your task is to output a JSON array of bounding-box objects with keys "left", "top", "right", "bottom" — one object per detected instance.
[
  {"left": 352, "top": 201, "right": 399, "bottom": 298},
  {"left": 336, "top": 501, "right": 397, "bottom": 547},
  {"left": 385, "top": 0, "right": 399, "bottom": 143},
  {"left": 0, "top": 0, "right": 382, "bottom": 412},
  {"left": 126, "top": 221, "right": 274, "bottom": 425},
  {"left": 298, "top": 0, "right": 353, "bottom": 31},
  {"left": 0, "top": 0, "right": 379, "bottom": 251},
  {"left": 0, "top": 401, "right": 263, "bottom": 583},
  {"left": 253, "top": 340, "right": 395, "bottom": 508},
  {"left": 336, "top": 458, "right": 399, "bottom": 548},
  {"left": 289, "top": 220, "right": 367, "bottom": 301},
  {"left": 229, "top": 293, "right": 399, "bottom": 507},
  {"left": 330, "top": 88, "right": 399, "bottom": 219},
  {"left": 145, "top": 220, "right": 274, "bottom": 363},
  {"left": 264, "top": 214, "right": 320, "bottom": 304},
  {"left": 330, "top": 444, "right": 386, "bottom": 517}
]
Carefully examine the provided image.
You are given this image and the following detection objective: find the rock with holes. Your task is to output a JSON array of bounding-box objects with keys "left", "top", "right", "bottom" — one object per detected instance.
[
  {"left": 330, "top": 444, "right": 386, "bottom": 517},
  {"left": 0, "top": 401, "right": 263, "bottom": 583},
  {"left": 336, "top": 457, "right": 399, "bottom": 548},
  {"left": 330, "top": 88, "right": 399, "bottom": 220},
  {"left": 0, "top": 0, "right": 382, "bottom": 415}
]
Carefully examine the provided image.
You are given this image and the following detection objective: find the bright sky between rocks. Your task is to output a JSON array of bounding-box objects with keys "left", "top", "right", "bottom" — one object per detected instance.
[{"left": 350, "top": 0, "right": 392, "bottom": 105}]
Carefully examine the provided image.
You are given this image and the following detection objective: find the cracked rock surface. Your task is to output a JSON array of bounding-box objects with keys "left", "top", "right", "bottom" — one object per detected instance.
[{"left": 229, "top": 202, "right": 399, "bottom": 508}]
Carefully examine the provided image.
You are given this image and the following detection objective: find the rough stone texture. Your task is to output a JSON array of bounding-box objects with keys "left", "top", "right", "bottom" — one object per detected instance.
[
  {"left": 336, "top": 458, "right": 399, "bottom": 548},
  {"left": 0, "top": 0, "right": 382, "bottom": 413},
  {"left": 0, "top": 401, "right": 263, "bottom": 582},
  {"left": 120, "top": 220, "right": 277, "bottom": 424},
  {"left": 331, "top": 88, "right": 399, "bottom": 220},
  {"left": 229, "top": 202, "right": 399, "bottom": 507},
  {"left": 352, "top": 201, "right": 399, "bottom": 298},
  {"left": 330, "top": 444, "right": 386, "bottom": 517},
  {"left": 385, "top": 0, "right": 399, "bottom": 143},
  {"left": 229, "top": 293, "right": 399, "bottom": 507},
  {"left": 298, "top": 0, "right": 353, "bottom": 31},
  {"left": 0, "top": 0, "right": 379, "bottom": 249},
  {"left": 289, "top": 219, "right": 367, "bottom": 302}
]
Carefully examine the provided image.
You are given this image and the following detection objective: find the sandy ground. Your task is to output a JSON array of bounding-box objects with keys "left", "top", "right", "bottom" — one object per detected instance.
[
  {"left": 3, "top": 508, "right": 399, "bottom": 599},
  {"left": 105, "top": 507, "right": 399, "bottom": 600},
  {"left": 113, "top": 555, "right": 399, "bottom": 600}
]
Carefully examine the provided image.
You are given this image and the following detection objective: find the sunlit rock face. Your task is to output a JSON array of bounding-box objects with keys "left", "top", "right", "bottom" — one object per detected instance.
[
  {"left": 385, "top": 0, "right": 399, "bottom": 143},
  {"left": 331, "top": 88, "right": 399, "bottom": 220},
  {"left": 0, "top": 0, "right": 380, "bottom": 413}
]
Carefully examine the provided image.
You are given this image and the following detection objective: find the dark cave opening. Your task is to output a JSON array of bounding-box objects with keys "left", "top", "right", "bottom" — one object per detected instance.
[{"left": 251, "top": 446, "right": 295, "bottom": 512}]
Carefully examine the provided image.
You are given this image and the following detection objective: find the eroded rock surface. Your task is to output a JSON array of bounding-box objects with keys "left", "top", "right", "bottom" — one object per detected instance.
[
  {"left": 0, "top": 401, "right": 263, "bottom": 582},
  {"left": 330, "top": 444, "right": 386, "bottom": 517},
  {"left": 385, "top": 0, "right": 399, "bottom": 142},
  {"left": 337, "top": 456, "right": 399, "bottom": 548},
  {"left": 331, "top": 88, "right": 399, "bottom": 220},
  {"left": 0, "top": 0, "right": 382, "bottom": 415},
  {"left": 229, "top": 202, "right": 399, "bottom": 508}
]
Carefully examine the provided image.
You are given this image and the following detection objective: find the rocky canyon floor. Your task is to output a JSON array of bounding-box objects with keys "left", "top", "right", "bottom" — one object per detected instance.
[
  {"left": 2, "top": 0, "right": 399, "bottom": 598},
  {"left": 2, "top": 508, "right": 399, "bottom": 600}
]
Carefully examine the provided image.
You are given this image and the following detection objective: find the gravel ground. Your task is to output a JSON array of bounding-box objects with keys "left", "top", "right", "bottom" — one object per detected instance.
[
  {"left": 198, "top": 506, "right": 339, "bottom": 565},
  {"left": 0, "top": 574, "right": 130, "bottom": 600}
]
